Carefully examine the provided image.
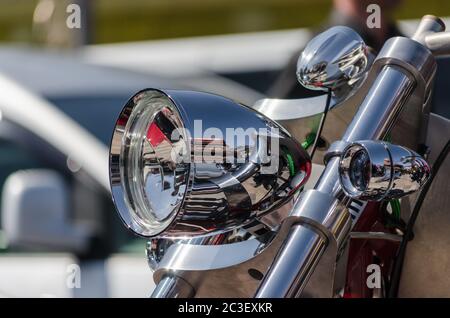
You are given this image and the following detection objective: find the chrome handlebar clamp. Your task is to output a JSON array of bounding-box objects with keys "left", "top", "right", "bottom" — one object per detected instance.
[{"left": 323, "top": 140, "right": 350, "bottom": 165}]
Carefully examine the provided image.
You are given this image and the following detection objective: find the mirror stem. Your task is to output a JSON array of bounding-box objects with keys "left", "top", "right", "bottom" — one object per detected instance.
[{"left": 309, "top": 88, "right": 332, "bottom": 159}]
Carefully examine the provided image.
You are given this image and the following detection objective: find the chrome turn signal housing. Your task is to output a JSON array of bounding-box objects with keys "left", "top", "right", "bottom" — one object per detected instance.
[
  {"left": 338, "top": 140, "right": 430, "bottom": 201},
  {"left": 110, "top": 89, "right": 311, "bottom": 238}
]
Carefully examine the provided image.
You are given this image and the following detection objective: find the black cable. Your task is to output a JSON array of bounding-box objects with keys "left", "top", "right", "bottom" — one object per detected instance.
[
  {"left": 387, "top": 138, "right": 450, "bottom": 298},
  {"left": 310, "top": 89, "right": 332, "bottom": 159}
]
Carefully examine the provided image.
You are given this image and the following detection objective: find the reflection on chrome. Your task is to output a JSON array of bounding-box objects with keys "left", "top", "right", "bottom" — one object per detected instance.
[
  {"left": 110, "top": 89, "right": 312, "bottom": 238},
  {"left": 339, "top": 140, "right": 430, "bottom": 200},
  {"left": 296, "top": 26, "right": 369, "bottom": 95}
]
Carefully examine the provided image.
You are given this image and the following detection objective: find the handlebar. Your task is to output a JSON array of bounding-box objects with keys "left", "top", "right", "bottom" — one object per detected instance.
[
  {"left": 412, "top": 15, "right": 450, "bottom": 56},
  {"left": 425, "top": 32, "right": 450, "bottom": 56}
]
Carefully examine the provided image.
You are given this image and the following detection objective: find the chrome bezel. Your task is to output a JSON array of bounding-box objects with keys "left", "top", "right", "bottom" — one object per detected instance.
[
  {"left": 339, "top": 141, "right": 392, "bottom": 200},
  {"left": 109, "top": 89, "right": 193, "bottom": 237}
]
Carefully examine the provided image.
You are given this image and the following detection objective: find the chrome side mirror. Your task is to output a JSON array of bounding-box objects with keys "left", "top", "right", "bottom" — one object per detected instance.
[
  {"left": 110, "top": 89, "right": 311, "bottom": 238},
  {"left": 297, "top": 26, "right": 370, "bottom": 97},
  {"left": 338, "top": 141, "right": 430, "bottom": 200}
]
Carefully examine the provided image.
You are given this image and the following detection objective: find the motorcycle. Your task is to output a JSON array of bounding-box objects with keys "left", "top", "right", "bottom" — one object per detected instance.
[{"left": 108, "top": 15, "right": 450, "bottom": 298}]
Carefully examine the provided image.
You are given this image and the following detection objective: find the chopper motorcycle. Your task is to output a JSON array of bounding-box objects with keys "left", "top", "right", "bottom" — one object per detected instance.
[{"left": 109, "top": 15, "right": 450, "bottom": 298}]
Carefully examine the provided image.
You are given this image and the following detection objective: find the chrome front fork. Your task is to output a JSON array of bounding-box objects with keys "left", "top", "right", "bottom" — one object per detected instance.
[{"left": 255, "top": 16, "right": 441, "bottom": 297}]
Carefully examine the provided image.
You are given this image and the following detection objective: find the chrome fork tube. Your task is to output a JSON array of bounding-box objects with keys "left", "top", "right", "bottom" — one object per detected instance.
[
  {"left": 342, "top": 67, "right": 415, "bottom": 142},
  {"left": 151, "top": 275, "right": 195, "bottom": 298},
  {"left": 255, "top": 226, "right": 327, "bottom": 297},
  {"left": 255, "top": 66, "right": 415, "bottom": 298}
]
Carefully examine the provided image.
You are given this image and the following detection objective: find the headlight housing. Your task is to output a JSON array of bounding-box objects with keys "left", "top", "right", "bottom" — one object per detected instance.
[
  {"left": 338, "top": 140, "right": 430, "bottom": 200},
  {"left": 110, "top": 89, "right": 311, "bottom": 238}
]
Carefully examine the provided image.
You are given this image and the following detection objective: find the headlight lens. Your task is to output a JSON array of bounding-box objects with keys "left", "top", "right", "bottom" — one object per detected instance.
[
  {"left": 126, "top": 95, "right": 189, "bottom": 235},
  {"left": 348, "top": 149, "right": 370, "bottom": 191},
  {"left": 111, "top": 90, "right": 191, "bottom": 237}
]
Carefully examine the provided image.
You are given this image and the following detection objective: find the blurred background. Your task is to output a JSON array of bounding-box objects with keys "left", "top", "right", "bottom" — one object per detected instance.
[
  {"left": 0, "top": 0, "right": 449, "bottom": 297},
  {"left": 2, "top": 0, "right": 450, "bottom": 44}
]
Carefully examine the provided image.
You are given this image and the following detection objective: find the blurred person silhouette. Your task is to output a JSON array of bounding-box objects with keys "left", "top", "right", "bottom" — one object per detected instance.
[{"left": 268, "top": 0, "right": 403, "bottom": 99}]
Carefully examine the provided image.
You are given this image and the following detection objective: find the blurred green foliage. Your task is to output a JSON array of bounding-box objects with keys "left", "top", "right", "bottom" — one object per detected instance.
[{"left": 1, "top": 0, "right": 450, "bottom": 44}]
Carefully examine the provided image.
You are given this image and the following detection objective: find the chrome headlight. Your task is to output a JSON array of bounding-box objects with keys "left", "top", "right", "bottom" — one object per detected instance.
[
  {"left": 110, "top": 89, "right": 311, "bottom": 238},
  {"left": 338, "top": 140, "right": 430, "bottom": 200}
]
